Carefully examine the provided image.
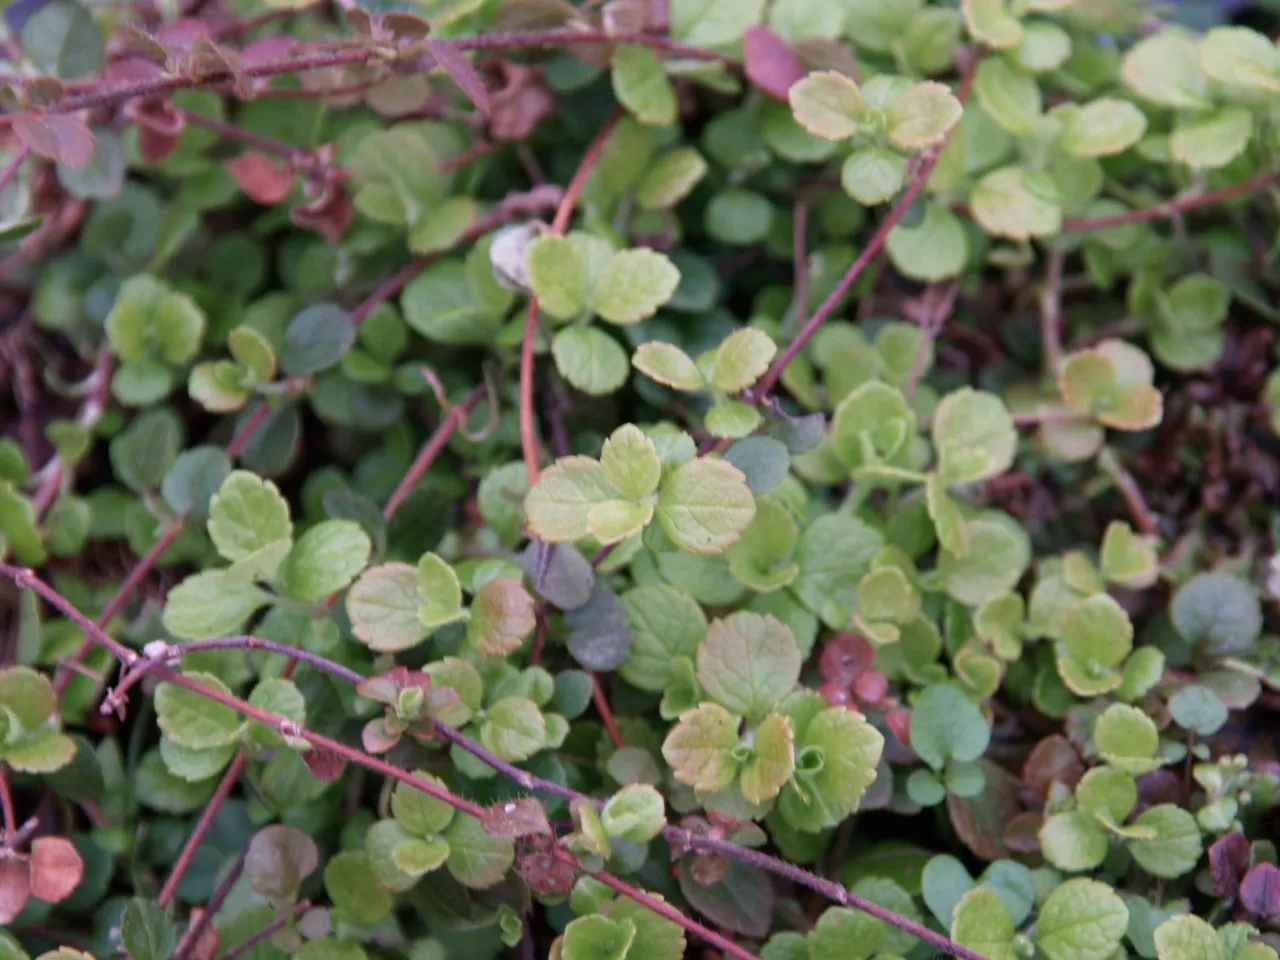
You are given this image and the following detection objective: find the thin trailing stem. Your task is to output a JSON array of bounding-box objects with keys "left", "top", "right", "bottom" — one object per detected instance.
[
  {"left": 214, "top": 899, "right": 312, "bottom": 960},
  {"left": 1098, "top": 448, "right": 1158, "bottom": 536},
  {"left": 579, "top": 858, "right": 761, "bottom": 960},
  {"left": 174, "top": 845, "right": 248, "bottom": 960},
  {"left": 51, "top": 403, "right": 270, "bottom": 697},
  {"left": 0, "top": 765, "right": 16, "bottom": 841},
  {"left": 1041, "top": 246, "right": 1066, "bottom": 376},
  {"left": 383, "top": 386, "right": 486, "bottom": 519},
  {"left": 520, "top": 112, "right": 621, "bottom": 485},
  {"left": 158, "top": 753, "right": 244, "bottom": 907},
  {"left": 1061, "top": 169, "right": 1280, "bottom": 231},
  {"left": 31, "top": 345, "right": 113, "bottom": 520}
]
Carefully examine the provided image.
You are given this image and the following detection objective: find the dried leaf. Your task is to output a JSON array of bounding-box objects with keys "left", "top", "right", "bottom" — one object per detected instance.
[
  {"left": 227, "top": 151, "right": 294, "bottom": 205},
  {"left": 482, "top": 798, "right": 552, "bottom": 837},
  {"left": 29, "top": 836, "right": 84, "bottom": 902}
]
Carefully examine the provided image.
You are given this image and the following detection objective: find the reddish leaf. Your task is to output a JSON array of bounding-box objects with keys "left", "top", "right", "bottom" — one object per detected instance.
[
  {"left": 1003, "top": 812, "right": 1044, "bottom": 854},
  {"left": 1022, "top": 734, "right": 1085, "bottom": 798},
  {"left": 481, "top": 798, "right": 551, "bottom": 837},
  {"left": 14, "top": 114, "right": 94, "bottom": 167},
  {"left": 517, "top": 846, "right": 575, "bottom": 896},
  {"left": 743, "top": 26, "right": 805, "bottom": 101},
  {"left": 947, "top": 760, "right": 1021, "bottom": 861},
  {"left": 240, "top": 35, "right": 297, "bottom": 67},
  {"left": 301, "top": 745, "right": 347, "bottom": 783},
  {"left": 0, "top": 857, "right": 30, "bottom": 924},
  {"left": 819, "top": 633, "right": 875, "bottom": 686},
  {"left": 104, "top": 56, "right": 165, "bottom": 84},
  {"left": 1209, "top": 831, "right": 1251, "bottom": 899},
  {"left": 488, "top": 61, "right": 556, "bottom": 141},
  {"left": 226, "top": 151, "right": 294, "bottom": 205},
  {"left": 125, "top": 97, "right": 184, "bottom": 164},
  {"left": 852, "top": 669, "right": 888, "bottom": 704},
  {"left": 427, "top": 39, "right": 490, "bottom": 116},
  {"left": 29, "top": 836, "right": 83, "bottom": 903},
  {"left": 154, "top": 17, "right": 210, "bottom": 53},
  {"left": 1240, "top": 862, "right": 1280, "bottom": 919},
  {"left": 291, "top": 182, "right": 353, "bottom": 244}
]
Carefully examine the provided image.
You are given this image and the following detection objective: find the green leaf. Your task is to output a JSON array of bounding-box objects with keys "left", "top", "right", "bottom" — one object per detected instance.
[
  {"left": 740, "top": 711, "right": 794, "bottom": 804},
  {"left": 951, "top": 888, "right": 1018, "bottom": 960},
  {"left": 1039, "top": 811, "right": 1109, "bottom": 872},
  {"left": 656, "top": 458, "right": 756, "bottom": 554},
  {"left": 973, "top": 59, "right": 1041, "bottom": 136},
  {"left": 932, "top": 387, "right": 1016, "bottom": 484},
  {"left": 636, "top": 148, "right": 709, "bottom": 210},
  {"left": 697, "top": 611, "right": 801, "bottom": 722},
  {"left": 633, "top": 341, "right": 705, "bottom": 391},
  {"left": 1122, "top": 32, "right": 1212, "bottom": 108},
  {"left": 527, "top": 234, "right": 587, "bottom": 320},
  {"left": 1153, "top": 916, "right": 1225, "bottom": 960},
  {"left": 807, "top": 905, "right": 884, "bottom": 959},
  {"left": 480, "top": 695, "right": 545, "bottom": 761},
  {"left": 612, "top": 45, "right": 677, "bottom": 126},
  {"left": 1060, "top": 593, "right": 1132, "bottom": 669},
  {"left": 347, "top": 563, "right": 428, "bottom": 652},
  {"left": 831, "top": 381, "right": 913, "bottom": 471},
  {"left": 662, "top": 701, "right": 741, "bottom": 792},
  {"left": 1094, "top": 703, "right": 1161, "bottom": 775},
  {"left": 797, "top": 706, "right": 885, "bottom": 821},
  {"left": 162, "top": 571, "right": 270, "bottom": 640},
  {"left": 561, "top": 915, "right": 637, "bottom": 960},
  {"left": 1167, "top": 685, "right": 1228, "bottom": 736},
  {"left": 552, "top": 326, "right": 630, "bottom": 396},
  {"left": 962, "top": 0, "right": 1023, "bottom": 49},
  {"left": 444, "top": 814, "right": 515, "bottom": 889},
  {"left": 727, "top": 497, "right": 800, "bottom": 592},
  {"left": 841, "top": 146, "right": 908, "bottom": 205},
  {"left": 1127, "top": 805, "right": 1202, "bottom": 878},
  {"left": 886, "top": 203, "right": 969, "bottom": 282},
  {"left": 601, "top": 784, "right": 666, "bottom": 843},
  {"left": 1170, "top": 572, "right": 1261, "bottom": 656},
  {"left": 325, "top": 851, "right": 391, "bottom": 926},
  {"left": 1197, "top": 27, "right": 1280, "bottom": 91},
  {"left": 1035, "top": 878, "right": 1129, "bottom": 960},
  {"left": 409, "top": 196, "right": 477, "bottom": 254},
  {"left": 1059, "top": 341, "right": 1162, "bottom": 430},
  {"left": 600, "top": 425, "right": 662, "bottom": 500},
  {"left": 121, "top": 898, "right": 178, "bottom": 960},
  {"left": 524, "top": 456, "right": 615, "bottom": 543},
  {"left": 711, "top": 328, "right": 777, "bottom": 392},
  {"left": 154, "top": 673, "right": 246, "bottom": 750},
  {"left": 207, "top": 471, "right": 291, "bottom": 563},
  {"left": 21, "top": 0, "right": 103, "bottom": 78},
  {"left": 392, "top": 770, "right": 456, "bottom": 837},
  {"left": 937, "top": 516, "right": 1030, "bottom": 606},
  {"left": 888, "top": 81, "right": 962, "bottom": 150},
  {"left": 670, "top": 0, "right": 766, "bottom": 47},
  {"left": 1055, "top": 98, "right": 1147, "bottom": 158},
  {"left": 280, "top": 303, "right": 355, "bottom": 376},
  {"left": 1170, "top": 106, "right": 1253, "bottom": 170},
  {"left": 788, "top": 70, "right": 866, "bottom": 140},
  {"left": 1014, "top": 20, "right": 1071, "bottom": 72},
  {"left": 3, "top": 728, "right": 76, "bottom": 773},
  {"left": 909, "top": 684, "right": 990, "bottom": 770},
  {"left": 610, "top": 895, "right": 687, "bottom": 960},
  {"left": 970, "top": 166, "right": 1062, "bottom": 240},
  {"left": 417, "top": 552, "right": 466, "bottom": 629},
  {"left": 162, "top": 447, "right": 231, "bottom": 523},
  {"left": 619, "top": 584, "right": 707, "bottom": 692},
  {"left": 467, "top": 577, "right": 536, "bottom": 657},
  {"left": 282, "top": 519, "right": 370, "bottom": 602}
]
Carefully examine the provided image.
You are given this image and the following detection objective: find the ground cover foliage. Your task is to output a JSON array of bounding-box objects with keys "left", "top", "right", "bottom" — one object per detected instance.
[{"left": 0, "top": 0, "right": 1278, "bottom": 958}]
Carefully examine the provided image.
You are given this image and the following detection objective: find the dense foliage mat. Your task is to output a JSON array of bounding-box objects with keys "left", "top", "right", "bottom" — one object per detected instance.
[{"left": 0, "top": 0, "right": 1278, "bottom": 958}]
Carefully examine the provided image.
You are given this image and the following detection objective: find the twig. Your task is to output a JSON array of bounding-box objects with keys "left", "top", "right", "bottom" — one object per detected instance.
[
  {"left": 580, "top": 858, "right": 761, "bottom": 960},
  {"left": 0, "top": 765, "right": 15, "bottom": 841},
  {"left": 214, "top": 899, "right": 311, "bottom": 960},
  {"left": 1040, "top": 247, "right": 1065, "bottom": 376},
  {"left": 902, "top": 282, "right": 959, "bottom": 402},
  {"left": 1097, "top": 448, "right": 1158, "bottom": 537},
  {"left": 1061, "top": 169, "right": 1280, "bottom": 231},
  {"left": 383, "top": 386, "right": 485, "bottom": 518},
  {"left": 520, "top": 112, "right": 621, "bottom": 485},
  {"left": 756, "top": 53, "right": 978, "bottom": 399},
  {"left": 590, "top": 674, "right": 624, "bottom": 750},
  {"left": 174, "top": 846, "right": 247, "bottom": 960},
  {"left": 31, "top": 345, "right": 113, "bottom": 520}
]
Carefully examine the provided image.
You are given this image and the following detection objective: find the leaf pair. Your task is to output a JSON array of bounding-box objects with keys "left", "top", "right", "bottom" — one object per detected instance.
[
  {"left": 188, "top": 324, "right": 276, "bottom": 413},
  {"left": 1060, "top": 339, "right": 1163, "bottom": 429}
]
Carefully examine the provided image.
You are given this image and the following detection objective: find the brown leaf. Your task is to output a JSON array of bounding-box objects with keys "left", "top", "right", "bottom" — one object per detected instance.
[
  {"left": 603, "top": 0, "right": 647, "bottom": 34},
  {"left": 382, "top": 12, "right": 431, "bottom": 43},
  {"left": 743, "top": 26, "right": 805, "bottom": 101},
  {"left": 427, "top": 39, "right": 490, "bottom": 116},
  {"left": 301, "top": 745, "right": 347, "bottom": 783},
  {"left": 182, "top": 907, "right": 221, "bottom": 960},
  {"left": 1022, "top": 734, "right": 1084, "bottom": 798},
  {"left": 488, "top": 61, "right": 556, "bottom": 142},
  {"left": 0, "top": 857, "right": 31, "bottom": 924},
  {"left": 493, "top": 0, "right": 581, "bottom": 31},
  {"left": 1002, "top": 812, "right": 1043, "bottom": 854},
  {"left": 226, "top": 152, "right": 294, "bottom": 205},
  {"left": 125, "top": 98, "right": 185, "bottom": 164},
  {"left": 792, "top": 37, "right": 860, "bottom": 80},
  {"left": 690, "top": 852, "right": 729, "bottom": 885},
  {"left": 482, "top": 798, "right": 551, "bottom": 838},
  {"left": 1209, "top": 831, "right": 1251, "bottom": 899},
  {"left": 946, "top": 760, "right": 1021, "bottom": 862},
  {"left": 29, "top": 836, "right": 84, "bottom": 903},
  {"left": 14, "top": 114, "right": 95, "bottom": 167}
]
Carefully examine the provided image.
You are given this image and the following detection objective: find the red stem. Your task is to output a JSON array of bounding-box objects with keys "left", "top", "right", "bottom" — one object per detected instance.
[
  {"left": 214, "top": 899, "right": 311, "bottom": 960},
  {"left": 158, "top": 756, "right": 246, "bottom": 907},
  {"left": 582, "top": 860, "right": 761, "bottom": 960},
  {"left": 0, "top": 765, "right": 16, "bottom": 841},
  {"left": 520, "top": 111, "right": 621, "bottom": 486},
  {"left": 1061, "top": 169, "right": 1280, "bottom": 231},
  {"left": 383, "top": 386, "right": 485, "bottom": 519}
]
